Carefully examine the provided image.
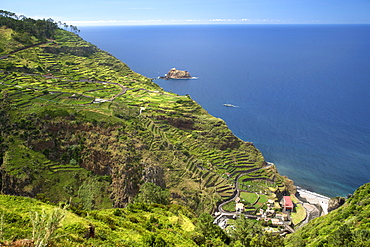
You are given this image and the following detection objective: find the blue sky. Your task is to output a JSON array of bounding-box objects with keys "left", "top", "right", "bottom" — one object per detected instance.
[{"left": 3, "top": 0, "right": 370, "bottom": 25}]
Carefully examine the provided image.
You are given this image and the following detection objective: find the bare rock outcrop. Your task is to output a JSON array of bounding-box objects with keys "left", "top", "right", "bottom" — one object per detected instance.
[
  {"left": 164, "top": 68, "right": 192, "bottom": 79},
  {"left": 328, "top": 196, "right": 346, "bottom": 212}
]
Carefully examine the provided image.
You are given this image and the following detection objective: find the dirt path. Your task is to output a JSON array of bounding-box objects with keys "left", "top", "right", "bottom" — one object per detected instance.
[
  {"left": 1, "top": 39, "right": 169, "bottom": 104},
  {"left": 0, "top": 40, "right": 54, "bottom": 60}
]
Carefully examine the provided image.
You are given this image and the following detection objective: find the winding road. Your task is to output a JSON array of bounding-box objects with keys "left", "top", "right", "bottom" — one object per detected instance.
[
  {"left": 217, "top": 162, "right": 273, "bottom": 214},
  {"left": 213, "top": 162, "right": 295, "bottom": 233}
]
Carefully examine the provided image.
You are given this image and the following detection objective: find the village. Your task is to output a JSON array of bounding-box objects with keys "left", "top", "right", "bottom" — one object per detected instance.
[{"left": 214, "top": 187, "right": 329, "bottom": 235}]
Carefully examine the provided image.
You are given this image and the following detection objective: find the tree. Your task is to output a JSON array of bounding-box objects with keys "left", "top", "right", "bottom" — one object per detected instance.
[
  {"left": 328, "top": 224, "right": 353, "bottom": 246},
  {"left": 69, "top": 24, "right": 80, "bottom": 34},
  {"left": 134, "top": 182, "right": 170, "bottom": 205},
  {"left": 194, "top": 213, "right": 230, "bottom": 246},
  {"left": 0, "top": 10, "right": 75, "bottom": 41},
  {"left": 142, "top": 233, "right": 168, "bottom": 247},
  {"left": 250, "top": 233, "right": 285, "bottom": 247},
  {"left": 78, "top": 177, "right": 101, "bottom": 210},
  {"left": 229, "top": 215, "right": 263, "bottom": 246},
  {"left": 353, "top": 229, "right": 370, "bottom": 247}
]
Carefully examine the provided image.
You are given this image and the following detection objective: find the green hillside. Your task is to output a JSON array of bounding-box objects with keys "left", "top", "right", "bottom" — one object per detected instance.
[
  {"left": 0, "top": 11, "right": 293, "bottom": 214},
  {"left": 1, "top": 184, "right": 368, "bottom": 246},
  {"left": 0, "top": 194, "right": 201, "bottom": 246},
  {"left": 286, "top": 183, "right": 370, "bottom": 247}
]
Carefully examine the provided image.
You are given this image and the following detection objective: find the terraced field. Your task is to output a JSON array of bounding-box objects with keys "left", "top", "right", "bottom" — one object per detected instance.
[
  {"left": 140, "top": 115, "right": 276, "bottom": 203},
  {"left": 137, "top": 113, "right": 283, "bottom": 206}
]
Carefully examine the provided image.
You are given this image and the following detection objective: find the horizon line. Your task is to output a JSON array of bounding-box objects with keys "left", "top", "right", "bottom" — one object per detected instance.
[
  {"left": 71, "top": 22, "right": 370, "bottom": 27},
  {"left": 65, "top": 19, "right": 370, "bottom": 27}
]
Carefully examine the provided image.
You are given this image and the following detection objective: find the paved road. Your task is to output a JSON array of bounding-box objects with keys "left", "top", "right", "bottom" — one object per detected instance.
[{"left": 217, "top": 162, "right": 274, "bottom": 214}]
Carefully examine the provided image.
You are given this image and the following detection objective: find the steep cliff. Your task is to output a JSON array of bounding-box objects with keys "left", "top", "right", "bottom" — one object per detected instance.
[{"left": 2, "top": 11, "right": 369, "bottom": 247}]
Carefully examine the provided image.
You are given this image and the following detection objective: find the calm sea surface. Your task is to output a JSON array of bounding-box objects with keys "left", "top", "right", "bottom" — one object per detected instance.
[{"left": 80, "top": 25, "right": 370, "bottom": 197}]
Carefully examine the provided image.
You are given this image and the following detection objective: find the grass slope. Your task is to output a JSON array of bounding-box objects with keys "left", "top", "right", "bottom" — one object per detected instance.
[
  {"left": 286, "top": 183, "right": 370, "bottom": 247},
  {"left": 0, "top": 195, "right": 199, "bottom": 246}
]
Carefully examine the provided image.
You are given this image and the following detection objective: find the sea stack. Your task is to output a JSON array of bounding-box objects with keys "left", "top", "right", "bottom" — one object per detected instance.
[{"left": 165, "top": 68, "right": 192, "bottom": 79}]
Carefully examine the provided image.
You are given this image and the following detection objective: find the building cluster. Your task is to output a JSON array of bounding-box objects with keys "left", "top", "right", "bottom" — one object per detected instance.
[
  {"left": 256, "top": 198, "right": 291, "bottom": 227},
  {"left": 214, "top": 194, "right": 296, "bottom": 234}
]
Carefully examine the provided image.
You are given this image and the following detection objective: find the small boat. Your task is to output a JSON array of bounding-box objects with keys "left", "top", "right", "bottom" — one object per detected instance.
[{"left": 223, "top": 104, "right": 238, "bottom": 107}]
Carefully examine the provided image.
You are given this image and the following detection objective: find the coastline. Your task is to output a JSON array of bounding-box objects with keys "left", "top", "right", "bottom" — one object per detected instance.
[
  {"left": 267, "top": 161, "right": 330, "bottom": 216},
  {"left": 80, "top": 25, "right": 370, "bottom": 199}
]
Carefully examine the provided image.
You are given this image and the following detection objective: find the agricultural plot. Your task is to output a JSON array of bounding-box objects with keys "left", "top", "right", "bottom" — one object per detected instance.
[
  {"left": 0, "top": 70, "right": 124, "bottom": 108},
  {"left": 240, "top": 192, "right": 259, "bottom": 204},
  {"left": 221, "top": 191, "right": 272, "bottom": 213},
  {"left": 181, "top": 155, "right": 234, "bottom": 201},
  {"left": 290, "top": 195, "right": 306, "bottom": 225},
  {"left": 222, "top": 200, "right": 236, "bottom": 212}
]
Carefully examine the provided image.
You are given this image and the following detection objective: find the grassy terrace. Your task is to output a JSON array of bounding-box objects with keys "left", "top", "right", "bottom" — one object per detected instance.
[
  {"left": 221, "top": 191, "right": 272, "bottom": 213},
  {"left": 290, "top": 195, "right": 306, "bottom": 225}
]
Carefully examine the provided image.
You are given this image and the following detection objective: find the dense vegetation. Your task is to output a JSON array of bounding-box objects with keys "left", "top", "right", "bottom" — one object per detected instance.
[
  {"left": 0, "top": 10, "right": 79, "bottom": 53},
  {"left": 0, "top": 193, "right": 204, "bottom": 246},
  {"left": 0, "top": 192, "right": 286, "bottom": 246},
  {"left": 0, "top": 11, "right": 368, "bottom": 246},
  {"left": 286, "top": 183, "right": 370, "bottom": 247},
  {"left": 1, "top": 184, "right": 367, "bottom": 246}
]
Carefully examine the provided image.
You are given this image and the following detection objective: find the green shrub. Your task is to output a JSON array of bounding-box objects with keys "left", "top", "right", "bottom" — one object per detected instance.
[{"left": 29, "top": 206, "right": 67, "bottom": 247}]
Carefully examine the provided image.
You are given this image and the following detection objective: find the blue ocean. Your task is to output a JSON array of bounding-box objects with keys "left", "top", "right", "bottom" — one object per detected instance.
[{"left": 79, "top": 25, "right": 370, "bottom": 198}]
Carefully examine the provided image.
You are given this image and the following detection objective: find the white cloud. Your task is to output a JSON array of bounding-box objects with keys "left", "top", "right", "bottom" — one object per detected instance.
[
  {"left": 67, "top": 18, "right": 297, "bottom": 26},
  {"left": 67, "top": 19, "right": 169, "bottom": 26},
  {"left": 128, "top": 8, "right": 156, "bottom": 10},
  {"left": 209, "top": 19, "right": 237, "bottom": 22}
]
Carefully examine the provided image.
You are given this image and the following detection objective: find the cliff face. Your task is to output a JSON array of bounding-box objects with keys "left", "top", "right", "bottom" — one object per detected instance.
[
  {"left": 327, "top": 196, "right": 346, "bottom": 212},
  {"left": 165, "top": 68, "right": 192, "bottom": 79}
]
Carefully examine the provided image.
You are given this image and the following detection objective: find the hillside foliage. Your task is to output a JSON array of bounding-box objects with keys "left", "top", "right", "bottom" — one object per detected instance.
[
  {"left": 286, "top": 183, "right": 370, "bottom": 247},
  {"left": 0, "top": 10, "right": 79, "bottom": 54}
]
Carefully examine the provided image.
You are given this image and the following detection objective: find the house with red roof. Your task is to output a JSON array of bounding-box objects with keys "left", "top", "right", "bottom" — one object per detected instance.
[{"left": 283, "top": 196, "right": 294, "bottom": 211}]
